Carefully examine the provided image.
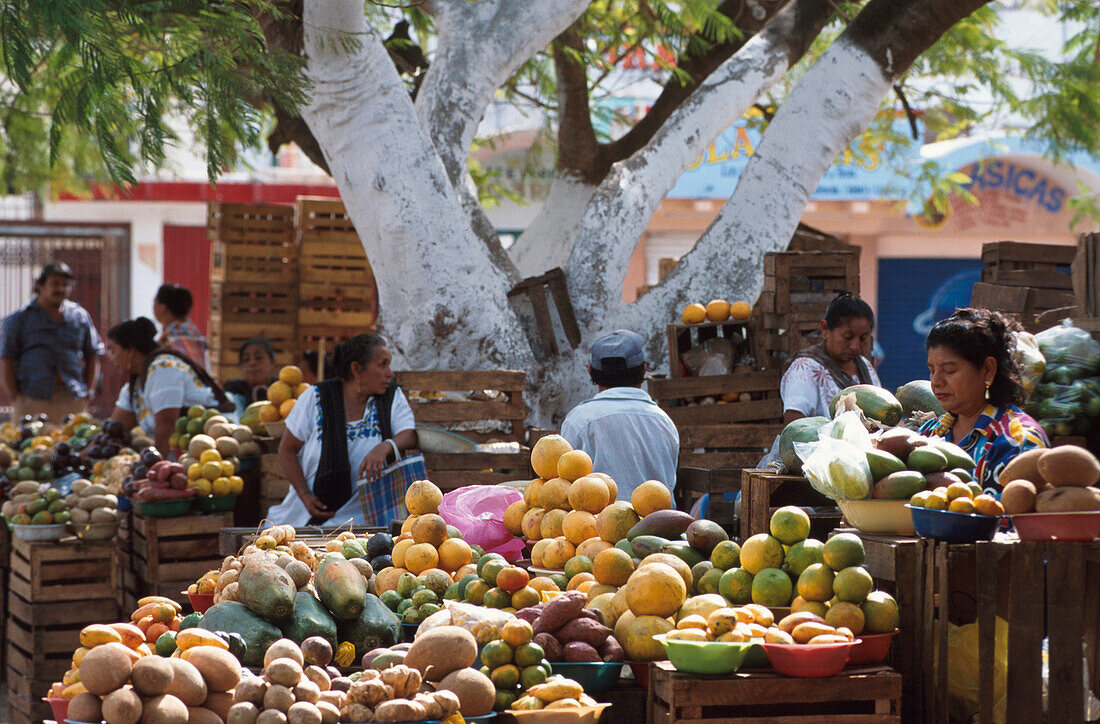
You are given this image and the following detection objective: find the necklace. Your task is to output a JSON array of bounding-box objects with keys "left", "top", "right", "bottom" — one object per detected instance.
[{"left": 932, "top": 412, "right": 955, "bottom": 437}]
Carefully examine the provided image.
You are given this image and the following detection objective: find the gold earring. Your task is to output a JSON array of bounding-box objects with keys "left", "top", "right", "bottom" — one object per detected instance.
[{"left": 984, "top": 381, "right": 991, "bottom": 400}]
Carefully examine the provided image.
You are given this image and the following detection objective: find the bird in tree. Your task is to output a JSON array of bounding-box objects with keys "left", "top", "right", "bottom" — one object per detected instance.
[{"left": 385, "top": 20, "right": 429, "bottom": 94}]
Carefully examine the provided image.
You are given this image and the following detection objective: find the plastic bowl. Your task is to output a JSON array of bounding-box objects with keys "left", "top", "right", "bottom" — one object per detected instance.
[
  {"left": 185, "top": 591, "right": 215, "bottom": 614},
  {"left": 1011, "top": 511, "right": 1100, "bottom": 542},
  {"left": 13, "top": 523, "right": 67, "bottom": 541},
  {"left": 549, "top": 661, "right": 624, "bottom": 692},
  {"left": 906, "top": 504, "right": 1000, "bottom": 544},
  {"left": 72, "top": 521, "right": 120, "bottom": 541},
  {"left": 838, "top": 499, "right": 915, "bottom": 536},
  {"left": 43, "top": 696, "right": 69, "bottom": 722},
  {"left": 742, "top": 641, "right": 770, "bottom": 669},
  {"left": 134, "top": 498, "right": 193, "bottom": 518},
  {"left": 507, "top": 703, "right": 609, "bottom": 723},
  {"left": 653, "top": 634, "right": 754, "bottom": 675},
  {"left": 847, "top": 630, "right": 897, "bottom": 666},
  {"left": 196, "top": 494, "right": 239, "bottom": 513},
  {"left": 761, "top": 640, "right": 859, "bottom": 677}
]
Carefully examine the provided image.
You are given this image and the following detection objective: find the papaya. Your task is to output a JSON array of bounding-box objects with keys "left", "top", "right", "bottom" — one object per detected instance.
[
  {"left": 777, "top": 417, "right": 829, "bottom": 474},
  {"left": 314, "top": 555, "right": 368, "bottom": 620},
  {"left": 829, "top": 385, "right": 903, "bottom": 426},
  {"left": 237, "top": 559, "right": 296, "bottom": 620},
  {"left": 336, "top": 593, "right": 401, "bottom": 658},
  {"left": 281, "top": 591, "right": 338, "bottom": 648},
  {"left": 239, "top": 401, "right": 268, "bottom": 434},
  {"left": 895, "top": 380, "right": 944, "bottom": 416},
  {"left": 197, "top": 601, "right": 282, "bottom": 667}
]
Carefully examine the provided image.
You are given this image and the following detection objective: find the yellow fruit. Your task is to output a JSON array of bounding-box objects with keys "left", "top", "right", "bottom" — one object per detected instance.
[
  {"left": 561, "top": 510, "right": 598, "bottom": 546},
  {"left": 825, "top": 601, "right": 866, "bottom": 635},
  {"left": 591, "top": 472, "right": 618, "bottom": 501},
  {"left": 624, "top": 562, "right": 686, "bottom": 617},
  {"left": 531, "top": 435, "right": 573, "bottom": 480},
  {"left": 530, "top": 539, "right": 552, "bottom": 568},
  {"left": 541, "top": 538, "right": 576, "bottom": 570},
  {"left": 404, "top": 543, "right": 439, "bottom": 575},
  {"left": 228, "top": 476, "right": 244, "bottom": 495},
  {"left": 200, "top": 462, "right": 222, "bottom": 481},
  {"left": 411, "top": 514, "right": 448, "bottom": 546},
  {"left": 195, "top": 479, "right": 212, "bottom": 496},
  {"left": 557, "top": 450, "right": 593, "bottom": 482},
  {"left": 538, "top": 477, "right": 573, "bottom": 511},
  {"left": 925, "top": 491, "right": 949, "bottom": 510},
  {"left": 946, "top": 482, "right": 973, "bottom": 501},
  {"left": 278, "top": 365, "right": 303, "bottom": 388},
  {"left": 948, "top": 497, "right": 975, "bottom": 514},
  {"left": 770, "top": 506, "right": 811, "bottom": 545},
  {"left": 528, "top": 576, "right": 559, "bottom": 594},
  {"left": 567, "top": 572, "right": 596, "bottom": 591},
  {"left": 258, "top": 403, "right": 280, "bottom": 424},
  {"left": 199, "top": 449, "right": 222, "bottom": 464},
  {"left": 437, "top": 538, "right": 473, "bottom": 572},
  {"left": 596, "top": 502, "right": 640, "bottom": 543},
  {"left": 623, "top": 615, "right": 675, "bottom": 661},
  {"left": 267, "top": 381, "right": 292, "bottom": 406},
  {"left": 405, "top": 480, "right": 443, "bottom": 515},
  {"left": 521, "top": 507, "right": 547, "bottom": 540},
  {"left": 540, "top": 509, "right": 567, "bottom": 539},
  {"left": 576, "top": 537, "right": 613, "bottom": 560},
  {"left": 211, "top": 477, "right": 231, "bottom": 496},
  {"left": 295, "top": 383, "right": 310, "bottom": 397},
  {"left": 279, "top": 398, "right": 296, "bottom": 418},
  {"left": 740, "top": 534, "right": 784, "bottom": 575},
  {"left": 503, "top": 500, "right": 528, "bottom": 536},
  {"left": 681, "top": 303, "right": 706, "bottom": 324},
  {"left": 219, "top": 460, "right": 235, "bottom": 477},
  {"left": 973, "top": 494, "right": 1005, "bottom": 517},
  {"left": 524, "top": 478, "right": 545, "bottom": 507},
  {"left": 729, "top": 301, "right": 752, "bottom": 320},
  {"left": 705, "top": 299, "right": 730, "bottom": 322},
  {"left": 187, "top": 463, "right": 202, "bottom": 481},
  {"left": 631, "top": 480, "right": 672, "bottom": 517},
  {"left": 400, "top": 515, "right": 419, "bottom": 535},
  {"left": 392, "top": 539, "right": 414, "bottom": 569},
  {"left": 567, "top": 476, "right": 610, "bottom": 514},
  {"left": 592, "top": 547, "right": 634, "bottom": 587}
]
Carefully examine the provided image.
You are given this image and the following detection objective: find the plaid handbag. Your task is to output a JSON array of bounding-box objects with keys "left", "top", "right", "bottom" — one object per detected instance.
[{"left": 355, "top": 440, "right": 426, "bottom": 527}]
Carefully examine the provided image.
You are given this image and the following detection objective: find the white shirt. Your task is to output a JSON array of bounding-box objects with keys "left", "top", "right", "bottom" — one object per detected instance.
[
  {"left": 780, "top": 356, "right": 882, "bottom": 418},
  {"left": 560, "top": 386, "right": 679, "bottom": 501},
  {"left": 266, "top": 384, "right": 415, "bottom": 527},
  {"left": 116, "top": 356, "right": 218, "bottom": 435}
]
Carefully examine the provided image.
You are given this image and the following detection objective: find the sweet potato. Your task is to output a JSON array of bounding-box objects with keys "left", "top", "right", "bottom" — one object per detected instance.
[
  {"left": 597, "top": 636, "right": 624, "bottom": 662},
  {"left": 514, "top": 605, "right": 544, "bottom": 624},
  {"left": 532, "top": 591, "right": 586, "bottom": 634},
  {"left": 553, "top": 618, "right": 611, "bottom": 647},
  {"left": 562, "top": 641, "right": 601, "bottom": 662},
  {"left": 533, "top": 633, "right": 563, "bottom": 662}
]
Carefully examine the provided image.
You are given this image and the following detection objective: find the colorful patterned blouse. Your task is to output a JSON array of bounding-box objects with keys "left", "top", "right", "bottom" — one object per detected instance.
[
  {"left": 162, "top": 319, "right": 208, "bottom": 369},
  {"left": 919, "top": 403, "right": 1049, "bottom": 489}
]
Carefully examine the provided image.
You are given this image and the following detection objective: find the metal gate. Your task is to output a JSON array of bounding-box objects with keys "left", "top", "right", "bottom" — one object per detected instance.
[{"left": 0, "top": 222, "right": 131, "bottom": 419}]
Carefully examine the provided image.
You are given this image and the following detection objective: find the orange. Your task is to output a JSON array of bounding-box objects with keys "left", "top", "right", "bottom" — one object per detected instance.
[
  {"left": 391, "top": 539, "right": 414, "bottom": 569},
  {"left": 510, "top": 586, "right": 540, "bottom": 610},
  {"left": 437, "top": 538, "right": 473, "bottom": 572},
  {"left": 623, "top": 562, "right": 686, "bottom": 617},
  {"left": 567, "top": 572, "right": 596, "bottom": 591},
  {"left": 373, "top": 566, "right": 408, "bottom": 594},
  {"left": 540, "top": 508, "right": 567, "bottom": 539},
  {"left": 592, "top": 547, "right": 634, "bottom": 587},
  {"left": 631, "top": 480, "right": 672, "bottom": 517},
  {"left": 681, "top": 303, "right": 706, "bottom": 324},
  {"left": 538, "top": 477, "right": 572, "bottom": 511},
  {"left": 825, "top": 601, "right": 865, "bottom": 635},
  {"left": 523, "top": 478, "right": 545, "bottom": 507},
  {"left": 576, "top": 537, "right": 613, "bottom": 560},
  {"left": 769, "top": 506, "right": 811, "bottom": 545},
  {"left": 973, "top": 494, "right": 1004, "bottom": 517},
  {"left": 925, "top": 491, "right": 949, "bottom": 510},
  {"left": 228, "top": 476, "right": 244, "bottom": 494},
  {"left": 729, "top": 301, "right": 752, "bottom": 320},
  {"left": 279, "top": 398, "right": 296, "bottom": 418},
  {"left": 521, "top": 507, "right": 547, "bottom": 540},
  {"left": 278, "top": 365, "right": 304, "bottom": 388},
  {"left": 411, "top": 514, "right": 448, "bottom": 547},
  {"left": 503, "top": 500, "right": 528, "bottom": 536},
  {"left": 405, "top": 480, "right": 443, "bottom": 515},
  {"left": 575, "top": 579, "right": 599, "bottom": 596},
  {"left": 187, "top": 463, "right": 202, "bottom": 480},
  {"left": 496, "top": 565, "right": 530, "bottom": 593},
  {"left": 595, "top": 502, "right": 640, "bottom": 543},
  {"left": 621, "top": 615, "right": 674, "bottom": 661},
  {"left": 557, "top": 450, "right": 593, "bottom": 482},
  {"left": 563, "top": 555, "right": 593, "bottom": 581},
  {"left": 211, "top": 477, "right": 231, "bottom": 496},
  {"left": 739, "top": 534, "right": 785, "bottom": 575},
  {"left": 199, "top": 449, "right": 222, "bottom": 464},
  {"left": 200, "top": 461, "right": 222, "bottom": 481},
  {"left": 500, "top": 619, "right": 534, "bottom": 648},
  {"left": 266, "top": 381, "right": 292, "bottom": 405},
  {"left": 404, "top": 543, "right": 439, "bottom": 575},
  {"left": 796, "top": 563, "right": 835, "bottom": 602},
  {"left": 567, "top": 476, "right": 610, "bottom": 514},
  {"left": 705, "top": 299, "right": 730, "bottom": 322},
  {"left": 529, "top": 539, "right": 552, "bottom": 568},
  {"left": 946, "top": 482, "right": 973, "bottom": 501},
  {"left": 948, "top": 497, "right": 975, "bottom": 514},
  {"left": 219, "top": 460, "right": 235, "bottom": 477},
  {"left": 561, "top": 510, "right": 598, "bottom": 545},
  {"left": 295, "top": 383, "right": 310, "bottom": 397},
  {"left": 528, "top": 576, "right": 559, "bottom": 594},
  {"left": 541, "top": 538, "right": 576, "bottom": 570},
  {"left": 591, "top": 472, "right": 618, "bottom": 501},
  {"left": 530, "top": 435, "right": 573, "bottom": 480},
  {"left": 400, "top": 515, "right": 419, "bottom": 535}
]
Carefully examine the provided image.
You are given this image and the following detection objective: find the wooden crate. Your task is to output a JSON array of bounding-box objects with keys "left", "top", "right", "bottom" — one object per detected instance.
[
  {"left": 739, "top": 469, "right": 840, "bottom": 543},
  {"left": 970, "top": 282, "right": 1077, "bottom": 333},
  {"left": 207, "top": 316, "right": 298, "bottom": 381},
  {"left": 761, "top": 250, "right": 860, "bottom": 315},
  {"left": 1073, "top": 232, "right": 1100, "bottom": 317},
  {"left": 507, "top": 268, "right": 582, "bottom": 359},
  {"left": 649, "top": 370, "right": 783, "bottom": 428},
  {"left": 8, "top": 536, "right": 118, "bottom": 603},
  {"left": 673, "top": 466, "right": 742, "bottom": 530},
  {"left": 647, "top": 661, "right": 902, "bottom": 723},
  {"left": 4, "top": 687, "right": 49, "bottom": 724},
  {"left": 921, "top": 539, "right": 1100, "bottom": 724},
  {"left": 208, "top": 203, "right": 297, "bottom": 285},
  {"left": 666, "top": 321, "right": 763, "bottom": 378},
  {"left": 981, "top": 240, "right": 1076, "bottom": 290},
  {"left": 674, "top": 422, "right": 780, "bottom": 470},
  {"left": 125, "top": 512, "right": 234, "bottom": 607},
  {"left": 788, "top": 223, "right": 852, "bottom": 252}
]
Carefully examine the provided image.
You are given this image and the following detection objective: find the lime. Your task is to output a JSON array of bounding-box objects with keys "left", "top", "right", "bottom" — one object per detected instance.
[
  {"left": 411, "top": 588, "right": 439, "bottom": 607},
  {"left": 520, "top": 664, "right": 548, "bottom": 689},
  {"left": 549, "top": 573, "right": 569, "bottom": 590},
  {"left": 444, "top": 582, "right": 462, "bottom": 600},
  {"left": 465, "top": 580, "right": 489, "bottom": 605},
  {"left": 514, "top": 642, "right": 545, "bottom": 668},
  {"left": 380, "top": 590, "right": 403, "bottom": 611},
  {"left": 154, "top": 631, "right": 178, "bottom": 657},
  {"left": 493, "top": 689, "right": 517, "bottom": 712},
  {"left": 483, "top": 587, "right": 512, "bottom": 609},
  {"left": 456, "top": 573, "right": 480, "bottom": 597},
  {"left": 490, "top": 663, "right": 520, "bottom": 690},
  {"left": 476, "top": 553, "right": 505, "bottom": 578},
  {"left": 178, "top": 612, "right": 202, "bottom": 630},
  {"left": 482, "top": 559, "right": 508, "bottom": 586},
  {"left": 481, "top": 640, "right": 514, "bottom": 669},
  {"left": 397, "top": 598, "right": 414, "bottom": 614}
]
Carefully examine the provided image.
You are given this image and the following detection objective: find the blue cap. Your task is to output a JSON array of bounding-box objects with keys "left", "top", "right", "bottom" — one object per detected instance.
[{"left": 591, "top": 330, "right": 646, "bottom": 371}]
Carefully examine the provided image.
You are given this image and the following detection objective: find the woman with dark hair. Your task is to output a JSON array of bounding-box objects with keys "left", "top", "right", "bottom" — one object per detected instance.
[
  {"left": 106, "top": 317, "right": 221, "bottom": 453},
  {"left": 919, "top": 308, "right": 1048, "bottom": 489},
  {"left": 223, "top": 338, "right": 278, "bottom": 411},
  {"left": 268, "top": 334, "right": 417, "bottom": 526},
  {"left": 780, "top": 292, "right": 882, "bottom": 423},
  {"left": 153, "top": 283, "right": 208, "bottom": 368}
]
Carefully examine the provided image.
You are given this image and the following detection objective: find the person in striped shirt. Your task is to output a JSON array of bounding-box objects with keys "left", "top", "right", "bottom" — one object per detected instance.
[{"left": 153, "top": 284, "right": 208, "bottom": 369}]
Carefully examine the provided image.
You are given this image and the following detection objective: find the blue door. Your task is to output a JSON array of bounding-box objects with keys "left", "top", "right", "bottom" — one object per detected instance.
[{"left": 876, "top": 258, "right": 983, "bottom": 391}]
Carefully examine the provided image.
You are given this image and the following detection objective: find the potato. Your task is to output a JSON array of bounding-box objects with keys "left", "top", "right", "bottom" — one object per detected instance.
[
  {"left": 264, "top": 684, "right": 296, "bottom": 713},
  {"left": 132, "top": 655, "right": 175, "bottom": 696},
  {"left": 256, "top": 711, "right": 288, "bottom": 724},
  {"left": 533, "top": 591, "right": 586, "bottom": 634},
  {"left": 403, "top": 626, "right": 478, "bottom": 682},
  {"left": 69, "top": 507, "right": 91, "bottom": 525},
  {"left": 186, "top": 647, "right": 242, "bottom": 692},
  {"left": 1038, "top": 446, "right": 1100, "bottom": 487},
  {"left": 265, "top": 658, "right": 304, "bottom": 688},
  {"left": 303, "top": 666, "right": 330, "bottom": 692},
  {"left": 374, "top": 699, "right": 427, "bottom": 722},
  {"left": 597, "top": 636, "right": 624, "bottom": 662},
  {"left": 227, "top": 703, "right": 260, "bottom": 724},
  {"left": 317, "top": 690, "right": 346, "bottom": 709},
  {"left": 999, "top": 448, "right": 1046, "bottom": 487},
  {"left": 553, "top": 618, "right": 612, "bottom": 647},
  {"left": 316, "top": 701, "right": 340, "bottom": 724},
  {"left": 1001, "top": 480, "right": 1038, "bottom": 515},
  {"left": 186, "top": 707, "right": 225, "bottom": 724},
  {"left": 437, "top": 669, "right": 495, "bottom": 717},
  {"left": 1036, "top": 486, "right": 1100, "bottom": 512},
  {"left": 140, "top": 694, "right": 189, "bottom": 723},
  {"left": 102, "top": 685, "right": 143, "bottom": 724},
  {"left": 264, "top": 639, "right": 305, "bottom": 669},
  {"left": 533, "top": 633, "right": 563, "bottom": 662},
  {"left": 293, "top": 679, "right": 320, "bottom": 704},
  {"left": 91, "top": 507, "right": 120, "bottom": 523},
  {"left": 204, "top": 691, "right": 236, "bottom": 720},
  {"left": 286, "top": 701, "right": 323, "bottom": 724},
  {"left": 232, "top": 677, "right": 266, "bottom": 706},
  {"left": 80, "top": 641, "right": 134, "bottom": 694},
  {"left": 68, "top": 692, "right": 103, "bottom": 723}
]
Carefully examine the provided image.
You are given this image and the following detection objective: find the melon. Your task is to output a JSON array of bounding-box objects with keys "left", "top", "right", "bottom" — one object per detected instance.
[
  {"left": 895, "top": 380, "right": 944, "bottom": 416},
  {"left": 778, "top": 417, "right": 829, "bottom": 474}
]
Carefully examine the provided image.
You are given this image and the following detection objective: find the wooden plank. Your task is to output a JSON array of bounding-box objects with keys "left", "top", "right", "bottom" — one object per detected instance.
[
  {"left": 679, "top": 451, "right": 768, "bottom": 469},
  {"left": 1046, "top": 542, "right": 1085, "bottom": 724},
  {"left": 406, "top": 399, "right": 527, "bottom": 423},
  {"left": 527, "top": 283, "right": 558, "bottom": 357},
  {"left": 648, "top": 371, "right": 782, "bottom": 400},
  {"left": 665, "top": 399, "right": 783, "bottom": 426},
  {"left": 678, "top": 423, "right": 782, "bottom": 449},
  {"left": 935, "top": 543, "right": 949, "bottom": 724},
  {"left": 421, "top": 451, "right": 531, "bottom": 470},
  {"left": 396, "top": 370, "right": 527, "bottom": 391},
  {"left": 985, "top": 267, "right": 1073, "bottom": 289},
  {"left": 975, "top": 543, "right": 997, "bottom": 724},
  {"left": 982, "top": 240, "right": 1077, "bottom": 266},
  {"left": 428, "top": 471, "right": 519, "bottom": 490},
  {"left": 1006, "top": 542, "right": 1044, "bottom": 724}
]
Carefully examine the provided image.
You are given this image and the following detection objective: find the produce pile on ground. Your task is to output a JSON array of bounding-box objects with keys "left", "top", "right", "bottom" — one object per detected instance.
[{"left": 998, "top": 445, "right": 1100, "bottom": 514}]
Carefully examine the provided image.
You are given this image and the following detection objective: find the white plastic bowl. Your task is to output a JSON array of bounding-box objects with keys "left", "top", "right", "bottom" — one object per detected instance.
[
  {"left": 838, "top": 498, "right": 915, "bottom": 536},
  {"left": 12, "top": 522, "right": 67, "bottom": 541}
]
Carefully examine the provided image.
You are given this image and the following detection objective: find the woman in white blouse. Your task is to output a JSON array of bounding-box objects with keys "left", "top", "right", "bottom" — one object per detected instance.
[{"left": 268, "top": 334, "right": 417, "bottom": 527}]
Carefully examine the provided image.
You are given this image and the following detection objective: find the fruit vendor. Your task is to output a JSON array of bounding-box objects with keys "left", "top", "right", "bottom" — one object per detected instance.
[
  {"left": 105, "top": 317, "right": 224, "bottom": 453},
  {"left": 0, "top": 262, "right": 104, "bottom": 422},
  {"left": 223, "top": 337, "right": 278, "bottom": 413},
  {"left": 561, "top": 329, "right": 679, "bottom": 500},
  {"left": 921, "top": 308, "right": 1048, "bottom": 489},
  {"left": 269, "top": 333, "right": 417, "bottom": 526}
]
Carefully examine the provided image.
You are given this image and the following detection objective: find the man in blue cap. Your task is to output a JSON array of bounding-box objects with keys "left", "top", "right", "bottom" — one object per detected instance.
[{"left": 560, "top": 329, "right": 679, "bottom": 502}]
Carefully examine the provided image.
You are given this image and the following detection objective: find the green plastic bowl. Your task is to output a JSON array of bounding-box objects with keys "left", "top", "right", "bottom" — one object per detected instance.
[
  {"left": 653, "top": 634, "right": 754, "bottom": 675},
  {"left": 134, "top": 498, "right": 193, "bottom": 518},
  {"left": 196, "top": 494, "right": 239, "bottom": 513},
  {"left": 549, "top": 661, "right": 624, "bottom": 692}
]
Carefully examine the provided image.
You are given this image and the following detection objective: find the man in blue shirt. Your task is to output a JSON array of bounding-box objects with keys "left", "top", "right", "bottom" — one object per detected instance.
[
  {"left": 561, "top": 329, "right": 679, "bottom": 502},
  {"left": 1, "top": 262, "right": 104, "bottom": 421}
]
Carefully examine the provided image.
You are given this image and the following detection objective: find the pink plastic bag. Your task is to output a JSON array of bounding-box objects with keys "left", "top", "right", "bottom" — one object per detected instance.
[{"left": 438, "top": 485, "right": 526, "bottom": 561}]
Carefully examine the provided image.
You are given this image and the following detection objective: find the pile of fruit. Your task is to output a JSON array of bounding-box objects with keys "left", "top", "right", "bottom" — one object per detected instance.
[
  {"left": 2, "top": 481, "right": 70, "bottom": 526},
  {"left": 379, "top": 571, "right": 449, "bottom": 625},
  {"left": 474, "top": 618, "right": 554, "bottom": 710},
  {"left": 666, "top": 602, "right": 775, "bottom": 642},
  {"left": 254, "top": 365, "right": 311, "bottom": 425},
  {"left": 129, "top": 460, "right": 198, "bottom": 503},
  {"left": 170, "top": 406, "right": 261, "bottom": 460},
  {"left": 2, "top": 444, "right": 55, "bottom": 485},
  {"left": 680, "top": 299, "right": 752, "bottom": 324},
  {"left": 999, "top": 445, "right": 1100, "bottom": 514},
  {"left": 67, "top": 478, "right": 122, "bottom": 529},
  {"left": 382, "top": 481, "right": 477, "bottom": 586}
]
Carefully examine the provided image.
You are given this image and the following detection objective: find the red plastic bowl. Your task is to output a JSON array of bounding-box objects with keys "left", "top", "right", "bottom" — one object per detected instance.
[
  {"left": 1011, "top": 511, "right": 1100, "bottom": 542},
  {"left": 762, "top": 640, "right": 858, "bottom": 677},
  {"left": 847, "top": 630, "right": 897, "bottom": 666},
  {"left": 628, "top": 661, "right": 650, "bottom": 688},
  {"left": 43, "top": 696, "right": 69, "bottom": 722},
  {"left": 184, "top": 591, "right": 215, "bottom": 614}
]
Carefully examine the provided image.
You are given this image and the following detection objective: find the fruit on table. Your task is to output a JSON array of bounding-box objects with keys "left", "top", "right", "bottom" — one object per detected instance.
[
  {"left": 910, "top": 483, "right": 1005, "bottom": 517},
  {"left": 777, "top": 416, "right": 830, "bottom": 475},
  {"left": 830, "top": 384, "right": 904, "bottom": 426},
  {"left": 895, "top": 379, "right": 945, "bottom": 417}
]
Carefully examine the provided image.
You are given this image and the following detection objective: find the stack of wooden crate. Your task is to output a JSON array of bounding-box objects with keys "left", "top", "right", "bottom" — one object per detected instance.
[
  {"left": 756, "top": 249, "right": 860, "bottom": 364},
  {"left": 971, "top": 240, "right": 1077, "bottom": 332},
  {"left": 6, "top": 537, "right": 120, "bottom": 724},
  {"left": 207, "top": 202, "right": 299, "bottom": 380},
  {"left": 1073, "top": 232, "right": 1100, "bottom": 338},
  {"left": 296, "top": 197, "right": 378, "bottom": 358}
]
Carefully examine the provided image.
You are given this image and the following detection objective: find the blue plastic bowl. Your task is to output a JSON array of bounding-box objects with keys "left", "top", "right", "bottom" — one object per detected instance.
[
  {"left": 549, "top": 661, "right": 624, "bottom": 692},
  {"left": 906, "top": 504, "right": 1000, "bottom": 544}
]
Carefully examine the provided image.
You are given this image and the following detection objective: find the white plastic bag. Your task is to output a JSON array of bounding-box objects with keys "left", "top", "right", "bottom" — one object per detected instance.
[
  {"left": 817, "top": 410, "right": 874, "bottom": 451},
  {"left": 798, "top": 437, "right": 872, "bottom": 500}
]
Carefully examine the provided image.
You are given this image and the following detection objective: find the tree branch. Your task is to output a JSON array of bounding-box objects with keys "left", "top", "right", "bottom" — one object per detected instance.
[{"left": 553, "top": 27, "right": 601, "bottom": 185}]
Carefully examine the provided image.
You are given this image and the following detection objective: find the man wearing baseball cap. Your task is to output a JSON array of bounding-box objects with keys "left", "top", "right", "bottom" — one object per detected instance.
[
  {"left": 560, "top": 329, "right": 679, "bottom": 501},
  {"left": 1, "top": 262, "right": 104, "bottom": 420}
]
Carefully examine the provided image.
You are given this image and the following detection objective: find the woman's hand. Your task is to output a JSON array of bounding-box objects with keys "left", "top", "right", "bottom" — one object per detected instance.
[
  {"left": 299, "top": 490, "right": 333, "bottom": 520},
  {"left": 359, "top": 441, "right": 393, "bottom": 481}
]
